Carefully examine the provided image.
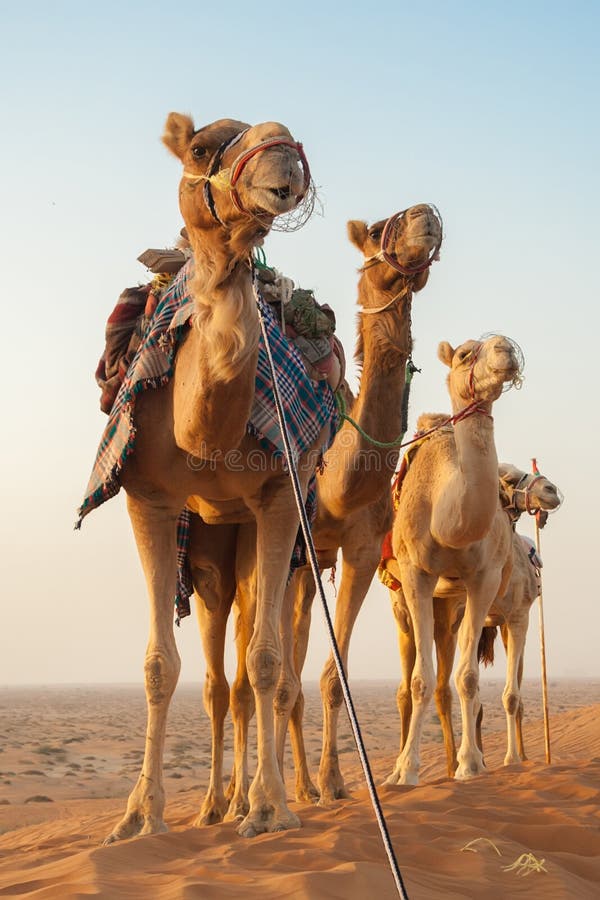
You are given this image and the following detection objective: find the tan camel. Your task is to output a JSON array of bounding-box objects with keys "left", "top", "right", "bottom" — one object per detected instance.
[
  {"left": 385, "top": 461, "right": 561, "bottom": 776},
  {"left": 385, "top": 335, "right": 522, "bottom": 784},
  {"left": 82, "top": 113, "right": 331, "bottom": 841},
  {"left": 190, "top": 205, "right": 443, "bottom": 822}
]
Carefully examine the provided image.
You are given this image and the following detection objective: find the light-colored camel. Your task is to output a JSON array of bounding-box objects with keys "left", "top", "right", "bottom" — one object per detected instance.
[
  {"left": 94, "top": 113, "right": 328, "bottom": 841},
  {"left": 385, "top": 461, "right": 561, "bottom": 776},
  {"left": 190, "top": 205, "right": 443, "bottom": 822},
  {"left": 386, "top": 335, "right": 522, "bottom": 785}
]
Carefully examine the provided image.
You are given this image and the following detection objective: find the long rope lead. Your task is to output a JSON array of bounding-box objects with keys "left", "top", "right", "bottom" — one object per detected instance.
[{"left": 255, "top": 283, "right": 410, "bottom": 900}]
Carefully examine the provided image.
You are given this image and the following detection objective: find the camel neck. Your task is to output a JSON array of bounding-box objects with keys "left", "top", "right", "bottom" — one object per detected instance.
[
  {"left": 322, "top": 282, "right": 412, "bottom": 514},
  {"left": 172, "top": 251, "right": 260, "bottom": 458},
  {"left": 431, "top": 408, "right": 499, "bottom": 547}
]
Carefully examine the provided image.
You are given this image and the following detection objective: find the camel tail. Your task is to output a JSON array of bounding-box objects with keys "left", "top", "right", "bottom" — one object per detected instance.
[{"left": 478, "top": 626, "right": 497, "bottom": 667}]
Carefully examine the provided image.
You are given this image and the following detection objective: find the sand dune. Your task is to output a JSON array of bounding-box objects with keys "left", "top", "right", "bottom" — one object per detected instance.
[{"left": 1, "top": 681, "right": 599, "bottom": 899}]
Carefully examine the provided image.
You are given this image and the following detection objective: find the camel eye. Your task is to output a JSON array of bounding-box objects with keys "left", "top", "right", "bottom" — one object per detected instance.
[
  {"left": 369, "top": 229, "right": 382, "bottom": 241},
  {"left": 192, "top": 145, "right": 207, "bottom": 159}
]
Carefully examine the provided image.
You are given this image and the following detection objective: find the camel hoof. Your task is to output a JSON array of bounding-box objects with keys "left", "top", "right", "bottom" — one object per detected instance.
[
  {"left": 194, "top": 807, "right": 225, "bottom": 827},
  {"left": 103, "top": 814, "right": 167, "bottom": 844},
  {"left": 295, "top": 782, "right": 320, "bottom": 804},
  {"left": 455, "top": 762, "right": 485, "bottom": 780},
  {"left": 224, "top": 798, "right": 250, "bottom": 822},
  {"left": 384, "top": 771, "right": 419, "bottom": 787},
  {"left": 237, "top": 808, "right": 301, "bottom": 837},
  {"left": 318, "top": 786, "right": 352, "bottom": 806}
]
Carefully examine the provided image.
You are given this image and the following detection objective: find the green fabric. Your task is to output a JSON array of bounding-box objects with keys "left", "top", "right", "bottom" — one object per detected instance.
[{"left": 284, "top": 289, "right": 336, "bottom": 338}]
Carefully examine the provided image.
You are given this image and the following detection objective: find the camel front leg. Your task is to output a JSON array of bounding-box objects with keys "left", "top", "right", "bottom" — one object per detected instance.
[
  {"left": 454, "top": 571, "right": 501, "bottom": 780},
  {"left": 288, "top": 568, "right": 319, "bottom": 802},
  {"left": 318, "top": 544, "right": 382, "bottom": 804},
  {"left": 105, "top": 495, "right": 181, "bottom": 843},
  {"left": 385, "top": 566, "right": 436, "bottom": 786},
  {"left": 238, "top": 478, "right": 305, "bottom": 837}
]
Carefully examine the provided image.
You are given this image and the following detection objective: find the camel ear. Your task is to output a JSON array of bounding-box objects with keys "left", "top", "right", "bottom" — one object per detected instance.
[
  {"left": 437, "top": 341, "right": 455, "bottom": 367},
  {"left": 347, "top": 220, "right": 369, "bottom": 252},
  {"left": 162, "top": 113, "right": 195, "bottom": 161}
]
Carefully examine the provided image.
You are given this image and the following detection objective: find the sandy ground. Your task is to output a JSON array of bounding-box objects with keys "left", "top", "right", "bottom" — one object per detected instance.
[{"left": 0, "top": 679, "right": 598, "bottom": 899}]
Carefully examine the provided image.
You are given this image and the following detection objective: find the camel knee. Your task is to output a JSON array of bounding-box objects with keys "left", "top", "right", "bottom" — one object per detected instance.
[
  {"left": 247, "top": 645, "right": 281, "bottom": 694},
  {"left": 144, "top": 651, "right": 180, "bottom": 705},
  {"left": 456, "top": 668, "right": 478, "bottom": 700},
  {"left": 396, "top": 683, "right": 412, "bottom": 715},
  {"left": 203, "top": 672, "right": 229, "bottom": 716},
  {"left": 411, "top": 674, "right": 433, "bottom": 704},
  {"left": 503, "top": 689, "right": 519, "bottom": 716},
  {"left": 274, "top": 675, "right": 300, "bottom": 717},
  {"left": 434, "top": 685, "right": 452, "bottom": 713},
  {"left": 320, "top": 662, "right": 343, "bottom": 710}
]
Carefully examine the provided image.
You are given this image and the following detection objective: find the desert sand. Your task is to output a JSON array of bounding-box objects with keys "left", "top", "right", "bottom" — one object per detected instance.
[{"left": 1, "top": 679, "right": 599, "bottom": 899}]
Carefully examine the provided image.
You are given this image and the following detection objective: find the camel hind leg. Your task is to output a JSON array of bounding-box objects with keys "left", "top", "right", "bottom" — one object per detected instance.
[
  {"left": 287, "top": 567, "right": 319, "bottom": 802},
  {"left": 385, "top": 565, "right": 436, "bottom": 786},
  {"left": 225, "top": 522, "right": 257, "bottom": 822},
  {"left": 433, "top": 600, "right": 460, "bottom": 777},
  {"left": 454, "top": 569, "right": 502, "bottom": 780},
  {"left": 190, "top": 519, "right": 238, "bottom": 826},
  {"left": 318, "top": 543, "right": 381, "bottom": 804}
]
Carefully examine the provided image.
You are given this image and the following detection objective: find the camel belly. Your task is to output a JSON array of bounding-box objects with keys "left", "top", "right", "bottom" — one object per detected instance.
[{"left": 186, "top": 495, "right": 254, "bottom": 524}]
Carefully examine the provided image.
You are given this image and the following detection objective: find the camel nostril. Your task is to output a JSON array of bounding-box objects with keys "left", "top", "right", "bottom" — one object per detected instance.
[{"left": 271, "top": 186, "right": 292, "bottom": 200}]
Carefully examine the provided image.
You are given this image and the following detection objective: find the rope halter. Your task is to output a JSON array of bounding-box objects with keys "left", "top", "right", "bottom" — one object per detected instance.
[
  {"left": 183, "top": 129, "right": 312, "bottom": 230},
  {"left": 501, "top": 471, "right": 564, "bottom": 521},
  {"left": 362, "top": 205, "right": 443, "bottom": 275}
]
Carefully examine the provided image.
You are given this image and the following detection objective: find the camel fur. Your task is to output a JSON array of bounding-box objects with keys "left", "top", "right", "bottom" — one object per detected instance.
[
  {"left": 385, "top": 335, "right": 522, "bottom": 785},
  {"left": 189, "top": 205, "right": 443, "bottom": 821},
  {"left": 388, "top": 461, "right": 560, "bottom": 775},
  {"left": 85, "top": 113, "right": 329, "bottom": 841}
]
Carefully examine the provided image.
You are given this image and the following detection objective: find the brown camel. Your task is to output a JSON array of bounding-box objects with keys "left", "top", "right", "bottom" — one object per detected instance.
[
  {"left": 190, "top": 205, "right": 443, "bottom": 822},
  {"left": 385, "top": 335, "right": 522, "bottom": 784},
  {"left": 384, "top": 461, "right": 561, "bottom": 776},
  {"left": 79, "top": 113, "right": 332, "bottom": 840}
]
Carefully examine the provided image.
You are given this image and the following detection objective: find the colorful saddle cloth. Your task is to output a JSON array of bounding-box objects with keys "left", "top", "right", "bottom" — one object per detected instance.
[{"left": 77, "top": 260, "right": 338, "bottom": 620}]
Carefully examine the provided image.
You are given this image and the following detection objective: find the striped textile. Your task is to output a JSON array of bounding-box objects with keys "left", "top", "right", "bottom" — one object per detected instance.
[{"left": 77, "top": 260, "right": 338, "bottom": 620}]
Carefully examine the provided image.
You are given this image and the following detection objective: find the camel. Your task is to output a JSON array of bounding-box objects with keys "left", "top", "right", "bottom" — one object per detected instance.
[
  {"left": 190, "top": 204, "right": 443, "bottom": 822},
  {"left": 78, "top": 113, "right": 334, "bottom": 840},
  {"left": 384, "top": 460, "right": 561, "bottom": 776},
  {"left": 384, "top": 334, "right": 522, "bottom": 785}
]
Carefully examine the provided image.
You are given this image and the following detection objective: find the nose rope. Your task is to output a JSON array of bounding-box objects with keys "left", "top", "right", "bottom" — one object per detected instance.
[
  {"left": 362, "top": 206, "right": 443, "bottom": 275},
  {"left": 182, "top": 133, "right": 310, "bottom": 225}
]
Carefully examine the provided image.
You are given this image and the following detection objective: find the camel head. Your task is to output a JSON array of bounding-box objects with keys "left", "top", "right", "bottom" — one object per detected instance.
[
  {"left": 162, "top": 114, "right": 311, "bottom": 245},
  {"left": 438, "top": 335, "right": 523, "bottom": 407},
  {"left": 348, "top": 204, "right": 443, "bottom": 308},
  {"left": 498, "top": 463, "right": 562, "bottom": 522}
]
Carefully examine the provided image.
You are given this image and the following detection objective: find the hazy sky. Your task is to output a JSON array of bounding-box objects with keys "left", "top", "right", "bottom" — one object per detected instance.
[{"left": 1, "top": 1, "right": 598, "bottom": 692}]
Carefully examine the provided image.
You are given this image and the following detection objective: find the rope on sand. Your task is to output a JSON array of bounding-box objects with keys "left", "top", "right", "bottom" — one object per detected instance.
[
  {"left": 460, "top": 839, "right": 547, "bottom": 877},
  {"left": 460, "top": 838, "right": 502, "bottom": 856},
  {"left": 502, "top": 853, "right": 548, "bottom": 877}
]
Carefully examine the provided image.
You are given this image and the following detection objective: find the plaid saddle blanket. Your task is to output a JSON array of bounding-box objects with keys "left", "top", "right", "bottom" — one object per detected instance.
[{"left": 77, "top": 260, "right": 338, "bottom": 620}]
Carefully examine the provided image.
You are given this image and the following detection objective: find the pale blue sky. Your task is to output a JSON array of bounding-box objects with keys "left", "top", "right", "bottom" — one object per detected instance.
[{"left": 1, "top": 1, "right": 598, "bottom": 688}]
